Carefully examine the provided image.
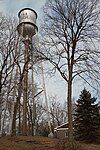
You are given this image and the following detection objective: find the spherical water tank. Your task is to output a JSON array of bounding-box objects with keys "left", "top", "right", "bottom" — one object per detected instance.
[{"left": 17, "top": 8, "right": 38, "bottom": 39}]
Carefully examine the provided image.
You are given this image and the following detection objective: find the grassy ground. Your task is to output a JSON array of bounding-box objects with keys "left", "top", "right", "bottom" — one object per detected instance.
[{"left": 0, "top": 136, "right": 100, "bottom": 150}]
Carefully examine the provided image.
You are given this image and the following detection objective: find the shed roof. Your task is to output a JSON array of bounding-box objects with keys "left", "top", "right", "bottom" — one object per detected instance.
[{"left": 54, "top": 123, "right": 68, "bottom": 130}]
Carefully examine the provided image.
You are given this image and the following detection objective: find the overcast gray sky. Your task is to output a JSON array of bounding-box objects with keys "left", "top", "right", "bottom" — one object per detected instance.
[
  {"left": 0, "top": 0, "right": 46, "bottom": 22},
  {"left": 0, "top": 0, "right": 98, "bottom": 103}
]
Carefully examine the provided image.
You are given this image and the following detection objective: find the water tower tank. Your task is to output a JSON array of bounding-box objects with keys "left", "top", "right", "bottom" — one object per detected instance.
[{"left": 17, "top": 8, "right": 38, "bottom": 39}]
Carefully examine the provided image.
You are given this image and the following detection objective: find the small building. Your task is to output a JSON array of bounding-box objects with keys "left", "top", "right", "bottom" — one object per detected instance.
[{"left": 54, "top": 123, "right": 68, "bottom": 139}]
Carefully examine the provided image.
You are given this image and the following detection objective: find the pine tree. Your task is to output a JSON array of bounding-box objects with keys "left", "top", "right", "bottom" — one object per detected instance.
[{"left": 74, "top": 88, "right": 100, "bottom": 142}]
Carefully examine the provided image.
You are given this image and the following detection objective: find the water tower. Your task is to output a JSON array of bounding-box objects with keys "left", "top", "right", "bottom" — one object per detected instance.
[
  {"left": 17, "top": 8, "right": 38, "bottom": 136},
  {"left": 17, "top": 8, "right": 38, "bottom": 41}
]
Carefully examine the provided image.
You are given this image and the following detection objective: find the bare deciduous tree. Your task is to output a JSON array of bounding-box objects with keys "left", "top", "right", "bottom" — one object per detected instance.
[
  {"left": 0, "top": 14, "right": 43, "bottom": 136},
  {"left": 49, "top": 96, "right": 67, "bottom": 127},
  {"left": 38, "top": 0, "right": 100, "bottom": 148},
  {"left": 0, "top": 15, "right": 19, "bottom": 134}
]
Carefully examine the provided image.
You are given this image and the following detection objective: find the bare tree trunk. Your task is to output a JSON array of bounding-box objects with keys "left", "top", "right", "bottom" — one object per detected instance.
[
  {"left": 11, "top": 81, "right": 23, "bottom": 135},
  {"left": 31, "top": 66, "right": 36, "bottom": 136},
  {"left": 41, "top": 62, "right": 53, "bottom": 136},
  {"left": 11, "top": 67, "right": 23, "bottom": 135},
  {"left": 9, "top": 99, "right": 14, "bottom": 135},
  {"left": 67, "top": 64, "right": 74, "bottom": 149},
  {"left": 11, "top": 66, "right": 20, "bottom": 135},
  {"left": 0, "top": 95, "right": 2, "bottom": 135},
  {"left": 32, "top": 103, "right": 36, "bottom": 136},
  {"left": 11, "top": 101, "right": 18, "bottom": 135},
  {"left": 22, "top": 76, "right": 28, "bottom": 135},
  {"left": 68, "top": 81, "right": 74, "bottom": 149},
  {"left": 18, "top": 98, "right": 21, "bottom": 134},
  {"left": 27, "top": 106, "right": 31, "bottom": 135},
  {"left": 1, "top": 101, "right": 7, "bottom": 135},
  {"left": 22, "top": 41, "right": 30, "bottom": 136},
  {"left": 11, "top": 88, "right": 22, "bottom": 135},
  {"left": 0, "top": 72, "right": 2, "bottom": 134}
]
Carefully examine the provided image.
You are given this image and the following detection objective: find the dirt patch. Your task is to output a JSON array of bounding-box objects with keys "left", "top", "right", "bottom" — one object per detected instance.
[
  {"left": 0, "top": 136, "right": 100, "bottom": 150},
  {"left": 0, "top": 136, "right": 56, "bottom": 150}
]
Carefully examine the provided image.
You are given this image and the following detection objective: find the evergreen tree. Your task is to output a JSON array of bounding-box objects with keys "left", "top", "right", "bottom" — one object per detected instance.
[{"left": 74, "top": 88, "right": 100, "bottom": 142}]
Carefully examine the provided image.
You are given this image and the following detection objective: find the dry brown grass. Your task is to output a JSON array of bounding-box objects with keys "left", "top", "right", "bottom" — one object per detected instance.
[
  {"left": 0, "top": 136, "right": 100, "bottom": 150},
  {"left": 0, "top": 136, "right": 56, "bottom": 150}
]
